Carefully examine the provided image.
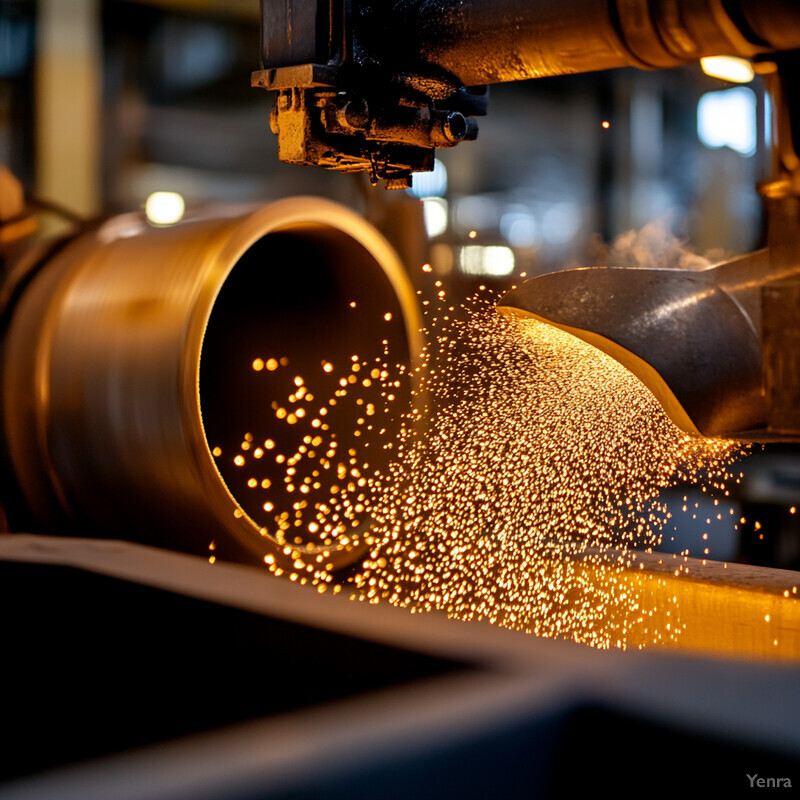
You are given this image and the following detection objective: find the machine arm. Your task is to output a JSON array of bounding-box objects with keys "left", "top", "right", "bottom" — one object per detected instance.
[{"left": 253, "top": 0, "right": 800, "bottom": 187}]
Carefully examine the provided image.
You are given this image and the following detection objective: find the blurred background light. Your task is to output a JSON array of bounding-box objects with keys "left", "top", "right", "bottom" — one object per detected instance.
[
  {"left": 700, "top": 55, "right": 755, "bottom": 84},
  {"left": 145, "top": 190, "right": 186, "bottom": 225},
  {"left": 500, "top": 208, "right": 539, "bottom": 248},
  {"left": 459, "top": 245, "right": 515, "bottom": 276},
  {"left": 422, "top": 197, "right": 449, "bottom": 238},
  {"left": 454, "top": 194, "right": 500, "bottom": 233},
  {"left": 697, "top": 86, "right": 757, "bottom": 156},
  {"left": 541, "top": 201, "right": 582, "bottom": 245}
]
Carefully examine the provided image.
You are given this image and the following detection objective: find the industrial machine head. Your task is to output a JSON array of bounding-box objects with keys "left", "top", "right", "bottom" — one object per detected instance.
[
  {"left": 252, "top": 0, "right": 485, "bottom": 188},
  {"left": 254, "top": 0, "right": 800, "bottom": 188}
]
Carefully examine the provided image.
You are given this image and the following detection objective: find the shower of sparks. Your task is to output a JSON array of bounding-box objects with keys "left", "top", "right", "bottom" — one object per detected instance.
[
  {"left": 212, "top": 327, "right": 407, "bottom": 589},
  {"left": 215, "top": 276, "right": 749, "bottom": 647},
  {"left": 351, "top": 292, "right": 746, "bottom": 648}
]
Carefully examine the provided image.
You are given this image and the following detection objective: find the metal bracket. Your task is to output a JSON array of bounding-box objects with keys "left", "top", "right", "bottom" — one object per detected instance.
[{"left": 255, "top": 0, "right": 485, "bottom": 187}]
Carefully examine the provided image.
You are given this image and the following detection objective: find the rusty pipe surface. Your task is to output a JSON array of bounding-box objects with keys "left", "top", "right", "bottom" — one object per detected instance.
[
  {"left": 366, "top": 0, "right": 800, "bottom": 87},
  {"left": 1, "top": 198, "right": 422, "bottom": 569}
]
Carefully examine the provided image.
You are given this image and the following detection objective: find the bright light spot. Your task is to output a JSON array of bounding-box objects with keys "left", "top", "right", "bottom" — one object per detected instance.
[
  {"left": 407, "top": 158, "right": 448, "bottom": 198},
  {"left": 144, "top": 191, "right": 185, "bottom": 225},
  {"left": 697, "top": 87, "right": 756, "bottom": 156},
  {"left": 601, "top": 120, "right": 610, "bottom": 129},
  {"left": 422, "top": 197, "right": 449, "bottom": 238},
  {"left": 500, "top": 210, "right": 538, "bottom": 248},
  {"left": 700, "top": 55, "right": 755, "bottom": 84},
  {"left": 459, "top": 245, "right": 515, "bottom": 276}
]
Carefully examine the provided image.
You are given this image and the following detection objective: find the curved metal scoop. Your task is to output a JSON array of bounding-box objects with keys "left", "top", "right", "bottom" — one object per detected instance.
[{"left": 497, "top": 264, "right": 766, "bottom": 438}]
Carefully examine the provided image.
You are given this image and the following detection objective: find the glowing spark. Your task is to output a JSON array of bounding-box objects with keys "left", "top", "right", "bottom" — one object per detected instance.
[
  {"left": 220, "top": 284, "right": 746, "bottom": 649},
  {"left": 350, "top": 302, "right": 745, "bottom": 649}
]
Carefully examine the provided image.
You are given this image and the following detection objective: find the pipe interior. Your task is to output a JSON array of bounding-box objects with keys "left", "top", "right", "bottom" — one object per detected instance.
[{"left": 200, "top": 225, "right": 411, "bottom": 553}]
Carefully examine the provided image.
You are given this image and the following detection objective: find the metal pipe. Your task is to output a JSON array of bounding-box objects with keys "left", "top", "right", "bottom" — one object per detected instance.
[
  {"left": 375, "top": 0, "right": 800, "bottom": 87},
  {"left": 1, "top": 198, "right": 422, "bottom": 569}
]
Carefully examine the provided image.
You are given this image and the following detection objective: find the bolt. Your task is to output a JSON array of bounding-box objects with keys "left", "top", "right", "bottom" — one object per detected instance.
[{"left": 443, "top": 112, "right": 468, "bottom": 141}]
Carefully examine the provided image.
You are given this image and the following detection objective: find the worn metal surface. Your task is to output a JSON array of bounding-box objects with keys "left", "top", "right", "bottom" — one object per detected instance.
[
  {"left": 378, "top": 0, "right": 800, "bottom": 85},
  {"left": 260, "top": 0, "right": 347, "bottom": 70},
  {"left": 498, "top": 264, "right": 767, "bottom": 438}
]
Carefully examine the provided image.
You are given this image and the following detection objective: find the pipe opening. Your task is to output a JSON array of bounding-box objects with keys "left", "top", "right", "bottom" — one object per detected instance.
[{"left": 200, "top": 225, "right": 412, "bottom": 565}]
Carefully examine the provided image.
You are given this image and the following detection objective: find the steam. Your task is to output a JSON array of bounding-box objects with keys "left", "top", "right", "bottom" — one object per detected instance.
[{"left": 590, "top": 218, "right": 728, "bottom": 270}]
